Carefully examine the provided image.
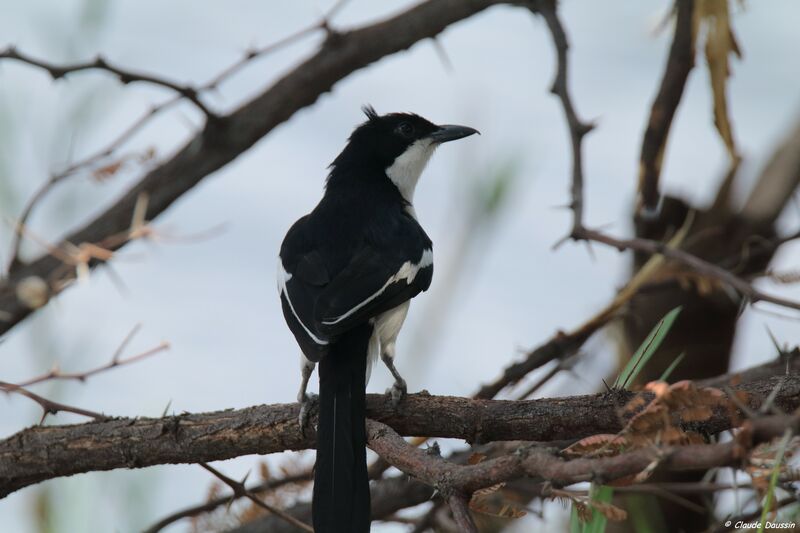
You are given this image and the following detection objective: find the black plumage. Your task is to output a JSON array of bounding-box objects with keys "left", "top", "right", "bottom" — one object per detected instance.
[{"left": 278, "top": 106, "right": 477, "bottom": 532}]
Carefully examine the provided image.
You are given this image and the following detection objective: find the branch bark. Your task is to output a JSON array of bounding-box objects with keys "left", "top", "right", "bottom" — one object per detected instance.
[
  {"left": 366, "top": 414, "right": 798, "bottom": 496},
  {"left": 2, "top": 363, "right": 797, "bottom": 498}
]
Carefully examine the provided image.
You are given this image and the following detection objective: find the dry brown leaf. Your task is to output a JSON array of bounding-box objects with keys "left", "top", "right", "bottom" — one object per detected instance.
[
  {"left": 696, "top": 0, "right": 741, "bottom": 162},
  {"left": 563, "top": 434, "right": 629, "bottom": 458},
  {"left": 472, "top": 483, "right": 505, "bottom": 498}
]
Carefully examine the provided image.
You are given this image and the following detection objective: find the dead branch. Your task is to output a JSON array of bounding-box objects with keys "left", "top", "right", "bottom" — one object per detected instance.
[
  {"left": 638, "top": 0, "right": 696, "bottom": 215},
  {"left": 742, "top": 117, "right": 800, "bottom": 226},
  {"left": 1, "top": 362, "right": 796, "bottom": 498}
]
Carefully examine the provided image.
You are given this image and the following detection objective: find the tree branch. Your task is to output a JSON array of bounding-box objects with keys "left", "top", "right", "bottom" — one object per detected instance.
[
  {"left": 0, "top": 0, "right": 522, "bottom": 335},
  {"left": 366, "top": 414, "right": 797, "bottom": 496},
  {"left": 637, "top": 0, "right": 696, "bottom": 215},
  {"left": 1, "top": 362, "right": 796, "bottom": 498},
  {"left": 143, "top": 472, "right": 312, "bottom": 533},
  {"left": 573, "top": 226, "right": 800, "bottom": 311},
  {"left": 225, "top": 475, "right": 434, "bottom": 533},
  {"left": 198, "top": 462, "right": 313, "bottom": 532}
]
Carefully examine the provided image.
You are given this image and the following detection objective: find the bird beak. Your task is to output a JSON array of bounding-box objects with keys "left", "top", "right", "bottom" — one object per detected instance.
[{"left": 428, "top": 124, "right": 480, "bottom": 144}]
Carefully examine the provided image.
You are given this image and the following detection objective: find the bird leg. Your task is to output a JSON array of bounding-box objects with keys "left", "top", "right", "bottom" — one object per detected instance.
[
  {"left": 297, "top": 359, "right": 317, "bottom": 434},
  {"left": 380, "top": 345, "right": 406, "bottom": 408}
]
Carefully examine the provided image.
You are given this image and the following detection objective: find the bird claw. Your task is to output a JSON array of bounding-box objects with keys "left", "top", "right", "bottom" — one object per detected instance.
[
  {"left": 386, "top": 379, "right": 407, "bottom": 409},
  {"left": 298, "top": 393, "right": 318, "bottom": 435}
]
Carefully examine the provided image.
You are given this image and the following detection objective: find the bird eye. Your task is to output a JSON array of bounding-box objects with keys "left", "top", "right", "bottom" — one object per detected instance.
[{"left": 397, "top": 122, "right": 414, "bottom": 138}]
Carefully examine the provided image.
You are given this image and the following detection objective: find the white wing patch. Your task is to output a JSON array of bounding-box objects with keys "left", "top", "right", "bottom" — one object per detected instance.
[
  {"left": 321, "top": 248, "right": 433, "bottom": 326},
  {"left": 277, "top": 259, "right": 329, "bottom": 346},
  {"left": 385, "top": 139, "right": 437, "bottom": 203}
]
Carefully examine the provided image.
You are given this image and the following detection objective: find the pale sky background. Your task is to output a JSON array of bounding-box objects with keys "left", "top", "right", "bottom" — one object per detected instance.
[{"left": 1, "top": 1, "right": 799, "bottom": 532}]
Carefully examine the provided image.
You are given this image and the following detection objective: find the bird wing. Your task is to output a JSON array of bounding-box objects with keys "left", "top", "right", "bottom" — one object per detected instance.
[{"left": 313, "top": 244, "right": 433, "bottom": 337}]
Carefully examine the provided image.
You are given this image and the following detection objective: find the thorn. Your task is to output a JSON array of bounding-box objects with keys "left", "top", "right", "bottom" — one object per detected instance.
[
  {"left": 551, "top": 234, "right": 570, "bottom": 250},
  {"left": 583, "top": 240, "right": 596, "bottom": 261},
  {"left": 161, "top": 399, "right": 172, "bottom": 418},
  {"left": 765, "top": 325, "right": 785, "bottom": 356}
]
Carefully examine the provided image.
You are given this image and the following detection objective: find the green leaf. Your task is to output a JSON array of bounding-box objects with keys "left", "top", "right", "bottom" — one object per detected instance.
[{"left": 615, "top": 307, "right": 682, "bottom": 390}]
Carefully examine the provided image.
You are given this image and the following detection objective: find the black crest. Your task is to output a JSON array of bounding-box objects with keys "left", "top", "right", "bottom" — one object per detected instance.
[{"left": 362, "top": 104, "right": 379, "bottom": 122}]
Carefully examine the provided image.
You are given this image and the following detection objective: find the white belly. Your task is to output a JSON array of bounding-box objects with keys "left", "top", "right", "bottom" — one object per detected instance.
[
  {"left": 374, "top": 301, "right": 410, "bottom": 346},
  {"left": 366, "top": 301, "right": 410, "bottom": 383}
]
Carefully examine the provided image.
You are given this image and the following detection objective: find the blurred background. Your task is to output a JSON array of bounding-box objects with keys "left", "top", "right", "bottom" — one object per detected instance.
[{"left": 1, "top": 0, "right": 799, "bottom": 531}]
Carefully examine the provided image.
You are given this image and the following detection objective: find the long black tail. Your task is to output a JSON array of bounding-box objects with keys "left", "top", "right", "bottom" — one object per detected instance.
[{"left": 313, "top": 323, "right": 371, "bottom": 532}]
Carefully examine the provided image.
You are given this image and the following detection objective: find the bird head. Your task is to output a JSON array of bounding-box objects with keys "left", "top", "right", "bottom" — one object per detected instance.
[{"left": 329, "top": 106, "right": 479, "bottom": 202}]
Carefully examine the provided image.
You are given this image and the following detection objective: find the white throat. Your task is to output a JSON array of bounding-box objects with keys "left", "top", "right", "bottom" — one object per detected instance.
[{"left": 385, "top": 139, "right": 436, "bottom": 204}]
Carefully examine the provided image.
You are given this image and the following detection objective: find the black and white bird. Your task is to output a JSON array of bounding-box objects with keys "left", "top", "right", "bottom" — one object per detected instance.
[{"left": 277, "top": 106, "right": 478, "bottom": 533}]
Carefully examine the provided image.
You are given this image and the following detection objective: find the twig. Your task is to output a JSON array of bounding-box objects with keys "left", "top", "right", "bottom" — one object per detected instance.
[
  {"left": 573, "top": 226, "right": 800, "bottom": 312},
  {"left": 535, "top": 0, "right": 594, "bottom": 236},
  {"left": 0, "top": 47, "right": 215, "bottom": 117},
  {"left": 0, "top": 380, "right": 108, "bottom": 422},
  {"left": 198, "top": 463, "right": 313, "bottom": 532},
  {"left": 2, "top": 0, "right": 350, "bottom": 274},
  {"left": 142, "top": 472, "right": 312, "bottom": 533},
  {"left": 17, "top": 330, "right": 168, "bottom": 387}
]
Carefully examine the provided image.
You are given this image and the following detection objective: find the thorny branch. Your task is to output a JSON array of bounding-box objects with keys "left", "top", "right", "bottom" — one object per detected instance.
[
  {"left": 1, "top": 360, "right": 797, "bottom": 498},
  {"left": 536, "top": 0, "right": 800, "bottom": 313},
  {"left": 1, "top": 328, "right": 168, "bottom": 423},
  {"left": 0, "top": 0, "right": 522, "bottom": 336},
  {"left": 17, "top": 334, "right": 169, "bottom": 387},
  {"left": 2, "top": 0, "right": 352, "bottom": 273},
  {"left": 0, "top": 381, "right": 108, "bottom": 422},
  {"left": 0, "top": 46, "right": 215, "bottom": 116},
  {"left": 365, "top": 414, "right": 799, "bottom": 502},
  {"left": 535, "top": 0, "right": 594, "bottom": 236},
  {"left": 142, "top": 472, "right": 312, "bottom": 533},
  {"left": 198, "top": 462, "right": 314, "bottom": 532}
]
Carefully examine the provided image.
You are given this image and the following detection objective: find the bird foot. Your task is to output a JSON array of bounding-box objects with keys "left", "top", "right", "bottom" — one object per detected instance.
[
  {"left": 298, "top": 393, "right": 318, "bottom": 435},
  {"left": 386, "top": 379, "right": 407, "bottom": 409}
]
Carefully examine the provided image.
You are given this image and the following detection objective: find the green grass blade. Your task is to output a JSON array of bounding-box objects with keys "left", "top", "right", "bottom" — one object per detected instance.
[
  {"left": 585, "top": 485, "right": 615, "bottom": 533},
  {"left": 615, "top": 306, "right": 682, "bottom": 390},
  {"left": 658, "top": 352, "right": 685, "bottom": 382},
  {"left": 758, "top": 429, "right": 792, "bottom": 533}
]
